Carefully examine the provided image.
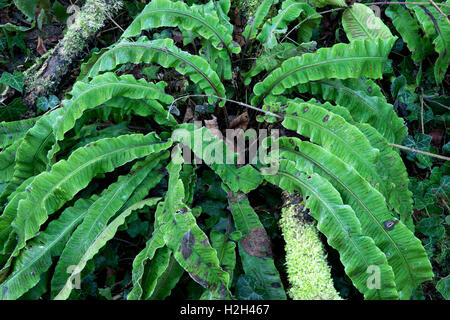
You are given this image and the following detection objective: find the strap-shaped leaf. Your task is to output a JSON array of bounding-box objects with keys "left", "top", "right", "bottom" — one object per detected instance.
[
  {"left": 0, "top": 117, "right": 38, "bottom": 149},
  {"left": 406, "top": 1, "right": 450, "bottom": 84},
  {"left": 311, "top": 101, "right": 413, "bottom": 229},
  {"left": 50, "top": 155, "right": 165, "bottom": 297},
  {"left": 0, "top": 139, "right": 21, "bottom": 184},
  {"left": 342, "top": 3, "right": 393, "bottom": 41},
  {"left": 198, "top": 39, "right": 232, "bottom": 80},
  {"left": 310, "top": 0, "right": 347, "bottom": 7},
  {"left": 297, "top": 78, "right": 407, "bottom": 144},
  {"left": 54, "top": 198, "right": 161, "bottom": 300},
  {"left": 10, "top": 133, "right": 172, "bottom": 256},
  {"left": 385, "top": 4, "right": 433, "bottom": 62},
  {"left": 147, "top": 253, "right": 184, "bottom": 300},
  {"left": 0, "top": 177, "right": 33, "bottom": 259},
  {"left": 209, "top": 230, "right": 236, "bottom": 281},
  {"left": 54, "top": 72, "right": 175, "bottom": 144},
  {"left": 0, "top": 196, "right": 97, "bottom": 300},
  {"left": 264, "top": 158, "right": 398, "bottom": 299},
  {"left": 131, "top": 210, "right": 184, "bottom": 300},
  {"left": 257, "top": 1, "right": 310, "bottom": 49},
  {"left": 0, "top": 110, "right": 62, "bottom": 205},
  {"left": 252, "top": 38, "right": 396, "bottom": 105},
  {"left": 79, "top": 38, "right": 226, "bottom": 103},
  {"left": 243, "top": 42, "right": 317, "bottom": 85},
  {"left": 227, "top": 190, "right": 286, "bottom": 300},
  {"left": 242, "top": 0, "right": 274, "bottom": 40},
  {"left": 121, "top": 0, "right": 239, "bottom": 55},
  {"left": 156, "top": 153, "right": 231, "bottom": 299},
  {"left": 282, "top": 100, "right": 393, "bottom": 200},
  {"left": 173, "top": 124, "right": 262, "bottom": 193},
  {"left": 276, "top": 139, "right": 433, "bottom": 299},
  {"left": 128, "top": 225, "right": 166, "bottom": 300}
]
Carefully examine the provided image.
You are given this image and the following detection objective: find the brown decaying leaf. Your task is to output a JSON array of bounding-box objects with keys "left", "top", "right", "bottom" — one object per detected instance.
[{"left": 37, "top": 36, "right": 47, "bottom": 56}]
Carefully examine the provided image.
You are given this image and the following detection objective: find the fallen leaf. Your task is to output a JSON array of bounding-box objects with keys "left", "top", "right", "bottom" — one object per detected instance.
[
  {"left": 36, "top": 36, "right": 47, "bottom": 56},
  {"left": 229, "top": 112, "right": 249, "bottom": 130}
]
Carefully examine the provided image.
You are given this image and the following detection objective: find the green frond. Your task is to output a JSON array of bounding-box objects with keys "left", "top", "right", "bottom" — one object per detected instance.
[
  {"left": 252, "top": 38, "right": 396, "bottom": 105},
  {"left": 264, "top": 159, "right": 399, "bottom": 299},
  {"left": 0, "top": 117, "right": 38, "bottom": 149},
  {"left": 54, "top": 198, "right": 161, "bottom": 300},
  {"left": 342, "top": 3, "right": 393, "bottom": 41},
  {"left": 227, "top": 190, "right": 286, "bottom": 300},
  {"left": 385, "top": 4, "right": 434, "bottom": 62},
  {"left": 121, "top": 0, "right": 240, "bottom": 55},
  {"left": 275, "top": 139, "right": 433, "bottom": 299},
  {"left": 296, "top": 78, "right": 407, "bottom": 144},
  {"left": 79, "top": 38, "right": 226, "bottom": 102}
]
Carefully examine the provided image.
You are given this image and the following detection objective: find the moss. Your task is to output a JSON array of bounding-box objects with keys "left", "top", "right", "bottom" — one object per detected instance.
[
  {"left": 281, "top": 193, "right": 342, "bottom": 300},
  {"left": 59, "top": 0, "right": 123, "bottom": 59},
  {"left": 234, "top": 0, "right": 264, "bottom": 16},
  {"left": 24, "top": 0, "right": 123, "bottom": 104}
]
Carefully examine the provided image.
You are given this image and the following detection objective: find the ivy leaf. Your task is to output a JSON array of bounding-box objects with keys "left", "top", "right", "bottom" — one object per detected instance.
[
  {"left": 0, "top": 98, "right": 27, "bottom": 121},
  {"left": 0, "top": 71, "right": 24, "bottom": 92},
  {"left": 36, "top": 95, "right": 60, "bottom": 112},
  {"left": 443, "top": 142, "right": 450, "bottom": 154},
  {"left": 13, "top": 0, "right": 37, "bottom": 20},
  {"left": 436, "top": 276, "right": 449, "bottom": 300},
  {"left": 142, "top": 65, "right": 160, "bottom": 80},
  {"left": 52, "top": 0, "right": 69, "bottom": 23},
  {"left": 418, "top": 217, "right": 445, "bottom": 239},
  {"left": 235, "top": 275, "right": 264, "bottom": 300},
  {"left": 402, "top": 134, "right": 433, "bottom": 167}
]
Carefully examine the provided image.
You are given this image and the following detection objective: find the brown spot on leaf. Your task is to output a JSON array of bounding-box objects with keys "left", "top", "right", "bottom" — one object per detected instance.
[
  {"left": 383, "top": 220, "right": 398, "bottom": 231},
  {"left": 180, "top": 230, "right": 195, "bottom": 259},
  {"left": 240, "top": 227, "right": 273, "bottom": 258},
  {"left": 322, "top": 115, "right": 330, "bottom": 122},
  {"left": 271, "top": 282, "right": 282, "bottom": 288}
]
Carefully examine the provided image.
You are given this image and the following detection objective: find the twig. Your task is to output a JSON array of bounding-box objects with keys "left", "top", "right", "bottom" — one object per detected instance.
[
  {"left": 168, "top": 94, "right": 283, "bottom": 119},
  {"left": 365, "top": 1, "right": 450, "bottom": 8},
  {"left": 388, "top": 143, "right": 450, "bottom": 161},
  {"left": 423, "top": 96, "right": 450, "bottom": 111},
  {"left": 428, "top": 0, "right": 450, "bottom": 24},
  {"left": 420, "top": 88, "right": 425, "bottom": 134}
]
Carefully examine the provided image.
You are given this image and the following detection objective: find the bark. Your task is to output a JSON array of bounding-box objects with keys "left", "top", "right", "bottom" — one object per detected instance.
[{"left": 23, "top": 0, "right": 123, "bottom": 109}]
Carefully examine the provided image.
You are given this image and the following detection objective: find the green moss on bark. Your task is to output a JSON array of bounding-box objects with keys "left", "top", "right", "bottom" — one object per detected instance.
[
  {"left": 281, "top": 192, "right": 342, "bottom": 300},
  {"left": 24, "top": 0, "right": 123, "bottom": 107}
]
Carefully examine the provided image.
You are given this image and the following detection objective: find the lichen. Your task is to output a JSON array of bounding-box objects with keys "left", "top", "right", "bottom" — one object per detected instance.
[
  {"left": 24, "top": 0, "right": 123, "bottom": 104},
  {"left": 281, "top": 193, "right": 342, "bottom": 300},
  {"left": 59, "top": 0, "right": 123, "bottom": 60}
]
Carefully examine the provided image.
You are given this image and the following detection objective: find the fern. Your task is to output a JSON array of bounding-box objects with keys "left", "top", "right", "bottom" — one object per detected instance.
[
  {"left": 385, "top": 4, "right": 434, "bottom": 62},
  {"left": 342, "top": 3, "right": 393, "bottom": 41},
  {"left": 252, "top": 38, "right": 397, "bottom": 105},
  {"left": 0, "top": 0, "right": 437, "bottom": 301},
  {"left": 405, "top": 0, "right": 450, "bottom": 84}
]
